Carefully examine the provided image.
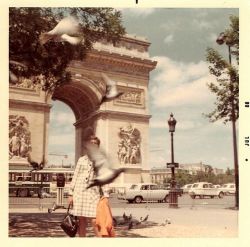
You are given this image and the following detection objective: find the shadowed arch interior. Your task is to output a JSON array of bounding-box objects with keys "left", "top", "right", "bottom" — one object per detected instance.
[{"left": 52, "top": 79, "right": 102, "bottom": 122}]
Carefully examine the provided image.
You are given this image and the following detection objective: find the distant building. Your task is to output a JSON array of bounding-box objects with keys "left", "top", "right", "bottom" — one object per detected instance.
[
  {"left": 150, "top": 167, "right": 171, "bottom": 184},
  {"left": 179, "top": 162, "right": 206, "bottom": 175},
  {"left": 150, "top": 162, "right": 224, "bottom": 184}
]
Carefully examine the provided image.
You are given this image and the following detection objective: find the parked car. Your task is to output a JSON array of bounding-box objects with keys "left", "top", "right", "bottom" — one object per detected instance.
[
  {"left": 123, "top": 183, "right": 170, "bottom": 203},
  {"left": 189, "top": 182, "right": 224, "bottom": 199},
  {"left": 221, "top": 183, "right": 236, "bottom": 195},
  {"left": 117, "top": 184, "right": 136, "bottom": 200},
  {"left": 181, "top": 184, "right": 193, "bottom": 193},
  {"left": 213, "top": 184, "right": 221, "bottom": 188}
]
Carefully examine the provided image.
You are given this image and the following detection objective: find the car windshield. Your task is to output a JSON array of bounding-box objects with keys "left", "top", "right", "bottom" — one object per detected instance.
[{"left": 130, "top": 185, "right": 138, "bottom": 190}]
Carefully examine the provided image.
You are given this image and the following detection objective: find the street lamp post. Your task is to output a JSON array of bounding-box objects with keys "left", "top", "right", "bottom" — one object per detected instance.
[
  {"left": 167, "top": 113, "right": 179, "bottom": 208},
  {"left": 216, "top": 32, "right": 239, "bottom": 209}
]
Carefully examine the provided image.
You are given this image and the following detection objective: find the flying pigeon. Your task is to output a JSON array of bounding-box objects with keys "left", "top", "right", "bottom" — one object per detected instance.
[
  {"left": 85, "top": 142, "right": 126, "bottom": 189},
  {"left": 40, "top": 16, "right": 83, "bottom": 45},
  {"left": 100, "top": 73, "right": 124, "bottom": 104},
  {"left": 86, "top": 167, "right": 126, "bottom": 189},
  {"left": 27, "top": 155, "right": 44, "bottom": 172},
  {"left": 9, "top": 60, "right": 28, "bottom": 83}
]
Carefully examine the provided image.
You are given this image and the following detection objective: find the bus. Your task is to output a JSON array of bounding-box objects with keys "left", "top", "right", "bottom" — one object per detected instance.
[{"left": 9, "top": 167, "right": 74, "bottom": 197}]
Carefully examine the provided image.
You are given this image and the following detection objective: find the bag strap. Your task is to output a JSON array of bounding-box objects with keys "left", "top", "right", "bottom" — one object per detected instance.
[{"left": 67, "top": 203, "right": 73, "bottom": 214}]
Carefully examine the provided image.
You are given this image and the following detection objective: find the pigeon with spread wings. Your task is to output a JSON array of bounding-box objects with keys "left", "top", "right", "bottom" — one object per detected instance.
[
  {"left": 27, "top": 154, "right": 45, "bottom": 172},
  {"left": 85, "top": 142, "right": 126, "bottom": 189},
  {"left": 40, "top": 16, "right": 83, "bottom": 45},
  {"left": 100, "top": 73, "right": 124, "bottom": 105}
]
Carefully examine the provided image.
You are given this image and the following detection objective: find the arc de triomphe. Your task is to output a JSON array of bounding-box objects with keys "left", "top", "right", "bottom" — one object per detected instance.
[{"left": 9, "top": 34, "right": 157, "bottom": 186}]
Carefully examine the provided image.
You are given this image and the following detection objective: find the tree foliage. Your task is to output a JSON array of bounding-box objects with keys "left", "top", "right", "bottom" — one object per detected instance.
[
  {"left": 205, "top": 15, "right": 239, "bottom": 123},
  {"left": 169, "top": 168, "right": 235, "bottom": 186},
  {"left": 9, "top": 7, "right": 126, "bottom": 92}
]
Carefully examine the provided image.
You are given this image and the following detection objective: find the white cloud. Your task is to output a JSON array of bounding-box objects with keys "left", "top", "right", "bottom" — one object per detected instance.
[
  {"left": 50, "top": 111, "right": 75, "bottom": 126},
  {"left": 149, "top": 119, "right": 166, "bottom": 129},
  {"left": 150, "top": 56, "right": 216, "bottom": 107},
  {"left": 192, "top": 19, "right": 212, "bottom": 30},
  {"left": 48, "top": 133, "right": 75, "bottom": 146},
  {"left": 207, "top": 32, "right": 218, "bottom": 43},
  {"left": 164, "top": 34, "right": 174, "bottom": 44}
]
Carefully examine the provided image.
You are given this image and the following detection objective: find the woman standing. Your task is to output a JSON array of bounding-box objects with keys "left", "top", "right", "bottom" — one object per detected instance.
[{"left": 68, "top": 135, "right": 103, "bottom": 237}]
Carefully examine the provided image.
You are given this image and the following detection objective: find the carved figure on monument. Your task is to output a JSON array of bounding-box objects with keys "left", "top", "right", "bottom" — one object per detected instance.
[
  {"left": 9, "top": 115, "right": 31, "bottom": 159},
  {"left": 9, "top": 132, "right": 20, "bottom": 157},
  {"left": 118, "top": 123, "right": 141, "bottom": 164}
]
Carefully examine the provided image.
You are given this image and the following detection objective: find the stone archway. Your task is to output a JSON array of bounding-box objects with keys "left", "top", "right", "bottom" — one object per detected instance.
[
  {"left": 52, "top": 77, "right": 103, "bottom": 162},
  {"left": 9, "top": 35, "right": 157, "bottom": 185}
]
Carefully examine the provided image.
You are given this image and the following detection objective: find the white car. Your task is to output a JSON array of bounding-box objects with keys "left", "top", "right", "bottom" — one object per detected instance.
[
  {"left": 221, "top": 183, "right": 236, "bottom": 195},
  {"left": 124, "top": 183, "right": 170, "bottom": 203},
  {"left": 181, "top": 184, "right": 193, "bottom": 193},
  {"left": 213, "top": 184, "right": 221, "bottom": 188},
  {"left": 189, "top": 182, "right": 224, "bottom": 199}
]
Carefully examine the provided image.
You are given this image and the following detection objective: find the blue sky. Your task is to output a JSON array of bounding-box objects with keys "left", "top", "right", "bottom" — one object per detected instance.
[{"left": 48, "top": 8, "right": 239, "bottom": 171}]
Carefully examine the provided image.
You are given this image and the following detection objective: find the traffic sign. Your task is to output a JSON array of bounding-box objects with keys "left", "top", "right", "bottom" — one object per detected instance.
[{"left": 166, "top": 162, "right": 179, "bottom": 168}]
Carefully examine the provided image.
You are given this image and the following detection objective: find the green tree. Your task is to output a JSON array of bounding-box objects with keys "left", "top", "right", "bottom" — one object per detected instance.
[
  {"left": 225, "top": 167, "right": 232, "bottom": 176},
  {"left": 205, "top": 15, "right": 239, "bottom": 209},
  {"left": 9, "top": 7, "right": 126, "bottom": 93},
  {"left": 205, "top": 15, "right": 239, "bottom": 123},
  {"left": 175, "top": 170, "right": 194, "bottom": 186}
]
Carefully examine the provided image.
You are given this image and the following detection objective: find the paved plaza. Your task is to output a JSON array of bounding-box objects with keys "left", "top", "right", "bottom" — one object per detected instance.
[{"left": 9, "top": 205, "right": 238, "bottom": 238}]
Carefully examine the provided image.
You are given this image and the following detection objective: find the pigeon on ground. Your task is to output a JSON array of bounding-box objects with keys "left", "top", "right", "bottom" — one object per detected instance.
[
  {"left": 40, "top": 16, "right": 83, "bottom": 45},
  {"left": 128, "top": 221, "right": 133, "bottom": 230},
  {"left": 85, "top": 142, "right": 127, "bottom": 189},
  {"left": 123, "top": 212, "right": 128, "bottom": 221},
  {"left": 100, "top": 73, "right": 124, "bottom": 104},
  {"left": 141, "top": 214, "right": 149, "bottom": 222}
]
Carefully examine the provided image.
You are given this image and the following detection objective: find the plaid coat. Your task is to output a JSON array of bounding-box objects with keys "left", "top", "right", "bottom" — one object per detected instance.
[{"left": 69, "top": 155, "right": 100, "bottom": 217}]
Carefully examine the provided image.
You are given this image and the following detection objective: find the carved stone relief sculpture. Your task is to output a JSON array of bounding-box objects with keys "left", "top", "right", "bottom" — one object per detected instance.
[
  {"left": 114, "top": 86, "right": 144, "bottom": 108},
  {"left": 9, "top": 115, "right": 31, "bottom": 160},
  {"left": 117, "top": 123, "right": 141, "bottom": 164}
]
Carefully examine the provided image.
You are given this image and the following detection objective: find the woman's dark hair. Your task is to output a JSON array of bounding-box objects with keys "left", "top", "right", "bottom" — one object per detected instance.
[{"left": 88, "top": 135, "right": 100, "bottom": 146}]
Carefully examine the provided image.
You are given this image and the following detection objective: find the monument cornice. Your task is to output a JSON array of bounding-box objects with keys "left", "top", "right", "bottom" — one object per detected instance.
[
  {"left": 9, "top": 99, "right": 52, "bottom": 111},
  {"left": 69, "top": 50, "right": 157, "bottom": 77},
  {"left": 90, "top": 110, "right": 151, "bottom": 122}
]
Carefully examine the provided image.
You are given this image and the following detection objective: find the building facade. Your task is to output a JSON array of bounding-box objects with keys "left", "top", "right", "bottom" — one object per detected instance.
[{"left": 150, "top": 162, "right": 224, "bottom": 184}]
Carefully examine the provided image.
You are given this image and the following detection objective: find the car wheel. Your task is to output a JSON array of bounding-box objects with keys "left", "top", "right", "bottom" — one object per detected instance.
[
  {"left": 134, "top": 196, "right": 143, "bottom": 203},
  {"left": 210, "top": 196, "right": 214, "bottom": 199},
  {"left": 127, "top": 200, "right": 133, "bottom": 204},
  {"left": 218, "top": 192, "right": 224, "bottom": 198},
  {"left": 190, "top": 195, "right": 196, "bottom": 199}
]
